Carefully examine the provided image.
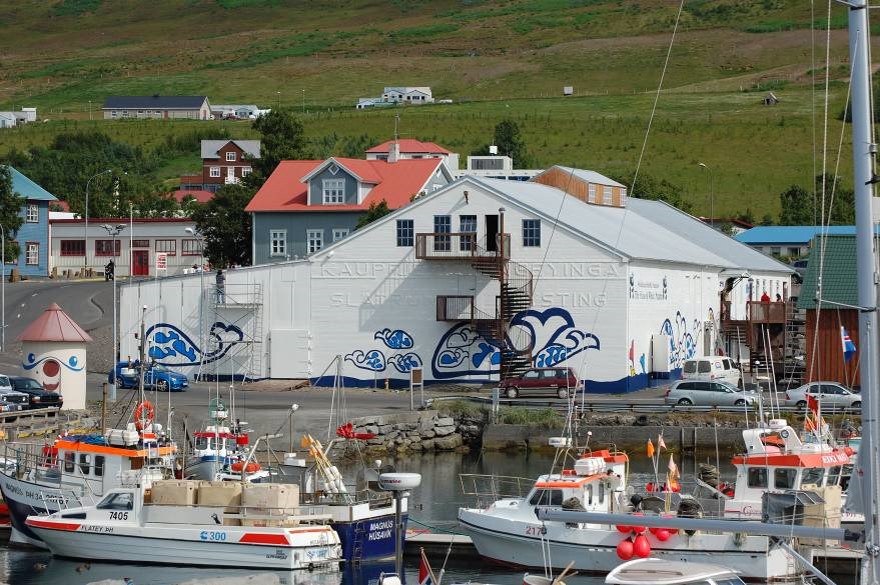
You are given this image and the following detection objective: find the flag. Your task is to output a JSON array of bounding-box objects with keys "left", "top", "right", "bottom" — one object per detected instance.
[
  {"left": 668, "top": 453, "right": 679, "bottom": 481},
  {"left": 419, "top": 548, "right": 435, "bottom": 585},
  {"left": 841, "top": 326, "right": 857, "bottom": 363},
  {"left": 628, "top": 340, "right": 635, "bottom": 363},
  {"left": 807, "top": 394, "right": 820, "bottom": 417},
  {"left": 646, "top": 438, "right": 655, "bottom": 459},
  {"left": 658, "top": 434, "right": 667, "bottom": 451}
]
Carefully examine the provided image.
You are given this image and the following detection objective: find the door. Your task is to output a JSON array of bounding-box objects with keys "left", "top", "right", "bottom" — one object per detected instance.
[
  {"left": 485, "top": 215, "right": 499, "bottom": 252},
  {"left": 132, "top": 250, "right": 149, "bottom": 276},
  {"left": 227, "top": 166, "right": 235, "bottom": 184}
]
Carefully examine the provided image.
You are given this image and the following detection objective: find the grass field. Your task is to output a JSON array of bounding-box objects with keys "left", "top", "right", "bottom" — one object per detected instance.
[{"left": 0, "top": 0, "right": 866, "bottom": 217}]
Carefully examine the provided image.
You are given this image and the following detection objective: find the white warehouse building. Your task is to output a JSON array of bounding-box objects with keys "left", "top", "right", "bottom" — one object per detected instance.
[{"left": 119, "top": 169, "right": 792, "bottom": 393}]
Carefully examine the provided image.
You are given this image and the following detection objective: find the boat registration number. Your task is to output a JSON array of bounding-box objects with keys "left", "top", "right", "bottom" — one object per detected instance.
[
  {"left": 200, "top": 530, "right": 227, "bottom": 542},
  {"left": 109, "top": 512, "right": 128, "bottom": 521},
  {"left": 307, "top": 547, "right": 330, "bottom": 560}
]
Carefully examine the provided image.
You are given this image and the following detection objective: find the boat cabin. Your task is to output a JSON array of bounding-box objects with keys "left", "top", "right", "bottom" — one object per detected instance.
[
  {"left": 522, "top": 451, "right": 628, "bottom": 513},
  {"left": 723, "top": 420, "right": 853, "bottom": 518}
]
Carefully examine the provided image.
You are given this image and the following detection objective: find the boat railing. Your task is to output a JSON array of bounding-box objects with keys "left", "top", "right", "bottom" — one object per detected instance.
[
  {"left": 460, "top": 473, "right": 534, "bottom": 504},
  {"left": 300, "top": 488, "right": 393, "bottom": 507},
  {"left": 145, "top": 500, "right": 336, "bottom": 523}
]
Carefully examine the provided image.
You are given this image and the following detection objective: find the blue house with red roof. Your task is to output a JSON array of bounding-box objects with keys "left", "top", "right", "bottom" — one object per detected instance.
[{"left": 4, "top": 166, "right": 57, "bottom": 277}]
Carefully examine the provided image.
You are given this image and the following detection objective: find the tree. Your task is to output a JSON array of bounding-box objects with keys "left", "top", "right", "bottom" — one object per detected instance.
[
  {"left": 249, "top": 109, "right": 308, "bottom": 186},
  {"left": 760, "top": 213, "right": 775, "bottom": 226},
  {"left": 0, "top": 166, "right": 24, "bottom": 261},
  {"left": 611, "top": 173, "right": 693, "bottom": 212},
  {"left": 191, "top": 183, "right": 255, "bottom": 268},
  {"left": 472, "top": 119, "right": 531, "bottom": 167},
  {"left": 778, "top": 184, "right": 812, "bottom": 225},
  {"left": 356, "top": 200, "right": 391, "bottom": 229}
]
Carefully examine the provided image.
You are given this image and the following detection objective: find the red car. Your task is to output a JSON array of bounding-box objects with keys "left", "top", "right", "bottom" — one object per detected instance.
[{"left": 499, "top": 367, "right": 580, "bottom": 399}]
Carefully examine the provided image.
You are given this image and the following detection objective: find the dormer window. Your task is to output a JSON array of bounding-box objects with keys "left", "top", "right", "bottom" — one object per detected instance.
[
  {"left": 226, "top": 152, "right": 236, "bottom": 162},
  {"left": 328, "top": 164, "right": 339, "bottom": 175},
  {"left": 322, "top": 178, "right": 345, "bottom": 204}
]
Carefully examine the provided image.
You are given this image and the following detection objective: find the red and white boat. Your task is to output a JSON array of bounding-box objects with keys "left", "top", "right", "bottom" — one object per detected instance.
[{"left": 26, "top": 481, "right": 342, "bottom": 570}]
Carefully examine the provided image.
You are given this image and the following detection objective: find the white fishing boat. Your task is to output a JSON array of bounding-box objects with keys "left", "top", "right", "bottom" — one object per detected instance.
[
  {"left": 187, "top": 398, "right": 270, "bottom": 483},
  {"left": 605, "top": 559, "right": 746, "bottom": 585},
  {"left": 25, "top": 479, "right": 342, "bottom": 570},
  {"left": 458, "top": 446, "right": 799, "bottom": 581}
]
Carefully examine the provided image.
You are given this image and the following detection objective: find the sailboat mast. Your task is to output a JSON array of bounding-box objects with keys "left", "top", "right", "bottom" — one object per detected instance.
[{"left": 847, "top": 1, "right": 880, "bottom": 582}]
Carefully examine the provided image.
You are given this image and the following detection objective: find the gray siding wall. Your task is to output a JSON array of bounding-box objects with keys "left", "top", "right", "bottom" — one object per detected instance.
[
  {"left": 253, "top": 211, "right": 363, "bottom": 263},
  {"left": 307, "top": 168, "right": 360, "bottom": 206},
  {"left": 426, "top": 168, "right": 450, "bottom": 193}
]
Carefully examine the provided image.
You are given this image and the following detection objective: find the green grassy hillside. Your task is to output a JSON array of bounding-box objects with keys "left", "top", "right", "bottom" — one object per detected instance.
[{"left": 0, "top": 0, "right": 867, "bottom": 218}]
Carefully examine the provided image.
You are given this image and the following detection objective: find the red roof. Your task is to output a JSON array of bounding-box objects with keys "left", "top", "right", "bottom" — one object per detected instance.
[
  {"left": 174, "top": 190, "right": 214, "bottom": 204},
  {"left": 366, "top": 139, "right": 450, "bottom": 155},
  {"left": 245, "top": 158, "right": 444, "bottom": 213},
  {"left": 17, "top": 303, "right": 93, "bottom": 343}
]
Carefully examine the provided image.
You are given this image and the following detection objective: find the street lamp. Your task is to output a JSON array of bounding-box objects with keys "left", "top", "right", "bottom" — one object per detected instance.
[
  {"left": 185, "top": 226, "right": 206, "bottom": 381},
  {"left": 0, "top": 223, "right": 5, "bottom": 352},
  {"left": 101, "top": 223, "right": 126, "bottom": 402},
  {"left": 698, "top": 162, "right": 714, "bottom": 229},
  {"left": 85, "top": 169, "right": 113, "bottom": 271}
]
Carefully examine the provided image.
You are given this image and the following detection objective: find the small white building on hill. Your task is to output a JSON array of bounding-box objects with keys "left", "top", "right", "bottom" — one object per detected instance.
[{"left": 118, "top": 171, "right": 791, "bottom": 392}]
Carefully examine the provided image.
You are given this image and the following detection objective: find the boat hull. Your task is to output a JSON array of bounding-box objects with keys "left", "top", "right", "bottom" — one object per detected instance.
[
  {"left": 27, "top": 519, "right": 341, "bottom": 570},
  {"left": 334, "top": 513, "right": 407, "bottom": 562},
  {"left": 459, "top": 509, "right": 799, "bottom": 582},
  {"left": 0, "top": 472, "right": 73, "bottom": 548}
]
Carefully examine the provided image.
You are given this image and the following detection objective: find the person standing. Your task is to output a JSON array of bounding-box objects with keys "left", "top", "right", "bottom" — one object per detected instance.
[{"left": 215, "top": 269, "right": 226, "bottom": 304}]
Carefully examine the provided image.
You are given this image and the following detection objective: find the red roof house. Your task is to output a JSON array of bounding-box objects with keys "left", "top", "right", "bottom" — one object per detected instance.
[
  {"left": 18, "top": 303, "right": 93, "bottom": 342},
  {"left": 365, "top": 139, "right": 459, "bottom": 170},
  {"left": 246, "top": 157, "right": 454, "bottom": 262}
]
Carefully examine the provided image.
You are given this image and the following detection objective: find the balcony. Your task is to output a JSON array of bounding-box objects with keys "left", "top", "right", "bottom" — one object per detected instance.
[
  {"left": 747, "top": 301, "right": 787, "bottom": 324},
  {"left": 415, "top": 233, "right": 510, "bottom": 261}
]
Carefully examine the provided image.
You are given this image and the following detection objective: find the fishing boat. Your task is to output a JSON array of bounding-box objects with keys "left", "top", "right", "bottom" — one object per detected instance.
[
  {"left": 26, "top": 480, "right": 342, "bottom": 570},
  {"left": 458, "top": 444, "right": 800, "bottom": 580},
  {"left": 605, "top": 559, "right": 746, "bottom": 585},
  {"left": 187, "top": 398, "right": 270, "bottom": 483},
  {"left": 0, "top": 400, "right": 177, "bottom": 548}
]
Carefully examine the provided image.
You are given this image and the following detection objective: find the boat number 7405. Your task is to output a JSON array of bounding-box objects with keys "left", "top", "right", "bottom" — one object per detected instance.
[
  {"left": 200, "top": 530, "right": 227, "bottom": 541},
  {"left": 109, "top": 512, "right": 128, "bottom": 521}
]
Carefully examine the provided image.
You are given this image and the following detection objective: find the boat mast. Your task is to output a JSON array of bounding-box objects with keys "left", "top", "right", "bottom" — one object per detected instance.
[{"left": 846, "top": 0, "right": 880, "bottom": 582}]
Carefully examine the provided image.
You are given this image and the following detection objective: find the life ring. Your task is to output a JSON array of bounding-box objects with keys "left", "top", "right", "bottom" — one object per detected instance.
[
  {"left": 134, "top": 400, "right": 155, "bottom": 431},
  {"left": 231, "top": 461, "right": 261, "bottom": 473}
]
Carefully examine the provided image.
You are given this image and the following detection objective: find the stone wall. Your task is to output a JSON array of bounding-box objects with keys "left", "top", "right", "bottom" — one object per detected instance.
[{"left": 341, "top": 411, "right": 467, "bottom": 454}]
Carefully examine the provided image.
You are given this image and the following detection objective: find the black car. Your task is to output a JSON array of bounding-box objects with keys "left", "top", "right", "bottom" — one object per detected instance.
[{"left": 8, "top": 376, "right": 63, "bottom": 410}]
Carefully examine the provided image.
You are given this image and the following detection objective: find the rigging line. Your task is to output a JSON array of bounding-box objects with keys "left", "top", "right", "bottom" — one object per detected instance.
[
  {"left": 812, "top": 0, "right": 819, "bottom": 225},
  {"left": 821, "top": 0, "right": 833, "bottom": 227},
  {"left": 630, "top": 0, "right": 685, "bottom": 194}
]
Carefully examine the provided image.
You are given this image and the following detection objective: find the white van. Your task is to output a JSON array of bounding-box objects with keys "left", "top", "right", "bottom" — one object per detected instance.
[{"left": 681, "top": 356, "right": 742, "bottom": 388}]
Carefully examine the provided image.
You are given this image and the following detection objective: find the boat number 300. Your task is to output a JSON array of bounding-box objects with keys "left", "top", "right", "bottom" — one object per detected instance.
[
  {"left": 109, "top": 512, "right": 128, "bottom": 520},
  {"left": 200, "top": 530, "right": 227, "bottom": 541}
]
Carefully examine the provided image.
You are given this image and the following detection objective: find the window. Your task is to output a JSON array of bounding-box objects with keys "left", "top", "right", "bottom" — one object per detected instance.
[
  {"left": 523, "top": 370, "right": 540, "bottom": 379},
  {"left": 122, "top": 110, "right": 129, "bottom": 118},
  {"left": 433, "top": 215, "right": 451, "bottom": 252},
  {"left": 97, "top": 492, "right": 133, "bottom": 511},
  {"left": 774, "top": 468, "right": 797, "bottom": 489},
  {"left": 60, "top": 240, "right": 85, "bottom": 257},
  {"left": 528, "top": 489, "right": 563, "bottom": 506},
  {"left": 788, "top": 247, "right": 800, "bottom": 257},
  {"left": 771, "top": 247, "right": 781, "bottom": 256},
  {"left": 603, "top": 186, "right": 613, "bottom": 205},
  {"left": 209, "top": 167, "right": 221, "bottom": 178},
  {"left": 523, "top": 219, "right": 541, "bottom": 247},
  {"left": 226, "top": 152, "right": 236, "bottom": 162},
  {"left": 131, "top": 240, "right": 149, "bottom": 248},
  {"left": 64, "top": 452, "right": 75, "bottom": 473},
  {"left": 588, "top": 184, "right": 596, "bottom": 203},
  {"left": 683, "top": 361, "right": 697, "bottom": 374},
  {"left": 802, "top": 468, "right": 825, "bottom": 486},
  {"left": 322, "top": 179, "right": 345, "bottom": 204},
  {"left": 25, "top": 243, "right": 38, "bottom": 265},
  {"left": 598, "top": 481, "right": 605, "bottom": 503},
  {"left": 242, "top": 167, "right": 252, "bottom": 177},
  {"left": 111, "top": 110, "right": 118, "bottom": 118},
  {"left": 396, "top": 220, "right": 414, "bottom": 247},
  {"left": 182, "top": 239, "right": 203, "bottom": 256},
  {"left": 460, "top": 215, "right": 476, "bottom": 251},
  {"left": 747, "top": 467, "right": 768, "bottom": 488},
  {"left": 79, "top": 454, "right": 90, "bottom": 475},
  {"left": 332, "top": 228, "right": 350, "bottom": 242},
  {"left": 697, "top": 360, "right": 711, "bottom": 373},
  {"left": 94, "top": 455, "right": 105, "bottom": 477},
  {"left": 828, "top": 466, "right": 842, "bottom": 486},
  {"left": 270, "top": 230, "right": 286, "bottom": 256},
  {"left": 95, "top": 240, "right": 121, "bottom": 256},
  {"left": 307, "top": 229, "right": 323, "bottom": 254},
  {"left": 25, "top": 204, "right": 39, "bottom": 223},
  {"left": 155, "top": 239, "right": 177, "bottom": 256}
]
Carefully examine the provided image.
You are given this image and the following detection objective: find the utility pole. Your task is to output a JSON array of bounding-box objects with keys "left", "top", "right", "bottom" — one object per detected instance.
[{"left": 138, "top": 305, "right": 147, "bottom": 404}]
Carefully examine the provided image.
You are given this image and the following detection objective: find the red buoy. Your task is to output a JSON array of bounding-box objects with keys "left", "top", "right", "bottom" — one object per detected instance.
[
  {"left": 633, "top": 534, "right": 651, "bottom": 558},
  {"left": 616, "top": 538, "right": 634, "bottom": 560},
  {"left": 616, "top": 524, "right": 631, "bottom": 533},
  {"left": 655, "top": 528, "right": 671, "bottom": 542}
]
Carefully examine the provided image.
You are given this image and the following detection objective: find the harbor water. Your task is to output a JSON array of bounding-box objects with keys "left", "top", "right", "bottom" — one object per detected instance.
[{"left": 0, "top": 449, "right": 855, "bottom": 585}]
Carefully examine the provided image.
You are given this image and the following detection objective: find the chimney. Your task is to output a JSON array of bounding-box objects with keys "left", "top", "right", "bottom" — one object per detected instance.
[
  {"left": 389, "top": 141, "right": 400, "bottom": 164},
  {"left": 489, "top": 145, "right": 498, "bottom": 155}
]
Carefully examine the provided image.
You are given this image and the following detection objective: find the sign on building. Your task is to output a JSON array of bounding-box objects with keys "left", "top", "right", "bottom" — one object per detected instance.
[{"left": 156, "top": 252, "right": 168, "bottom": 270}]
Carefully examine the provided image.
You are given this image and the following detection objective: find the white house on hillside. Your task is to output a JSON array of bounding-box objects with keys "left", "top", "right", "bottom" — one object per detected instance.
[{"left": 382, "top": 87, "right": 433, "bottom": 104}]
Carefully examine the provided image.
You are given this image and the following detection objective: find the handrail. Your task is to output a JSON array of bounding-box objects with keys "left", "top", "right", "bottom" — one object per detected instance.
[
  {"left": 460, "top": 473, "right": 535, "bottom": 502},
  {"left": 415, "top": 233, "right": 510, "bottom": 260}
]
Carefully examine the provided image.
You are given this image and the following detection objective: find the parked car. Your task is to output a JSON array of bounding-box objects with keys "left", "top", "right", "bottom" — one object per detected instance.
[
  {"left": 109, "top": 361, "right": 189, "bottom": 392},
  {"left": 785, "top": 382, "right": 861, "bottom": 410},
  {"left": 499, "top": 367, "right": 579, "bottom": 399},
  {"left": 8, "top": 376, "right": 63, "bottom": 410},
  {"left": 681, "top": 356, "right": 742, "bottom": 388},
  {"left": 665, "top": 380, "right": 759, "bottom": 407},
  {"left": 0, "top": 376, "right": 31, "bottom": 416}
]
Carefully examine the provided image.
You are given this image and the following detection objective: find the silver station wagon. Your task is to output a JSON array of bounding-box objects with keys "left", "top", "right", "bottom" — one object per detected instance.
[{"left": 665, "top": 380, "right": 759, "bottom": 407}]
